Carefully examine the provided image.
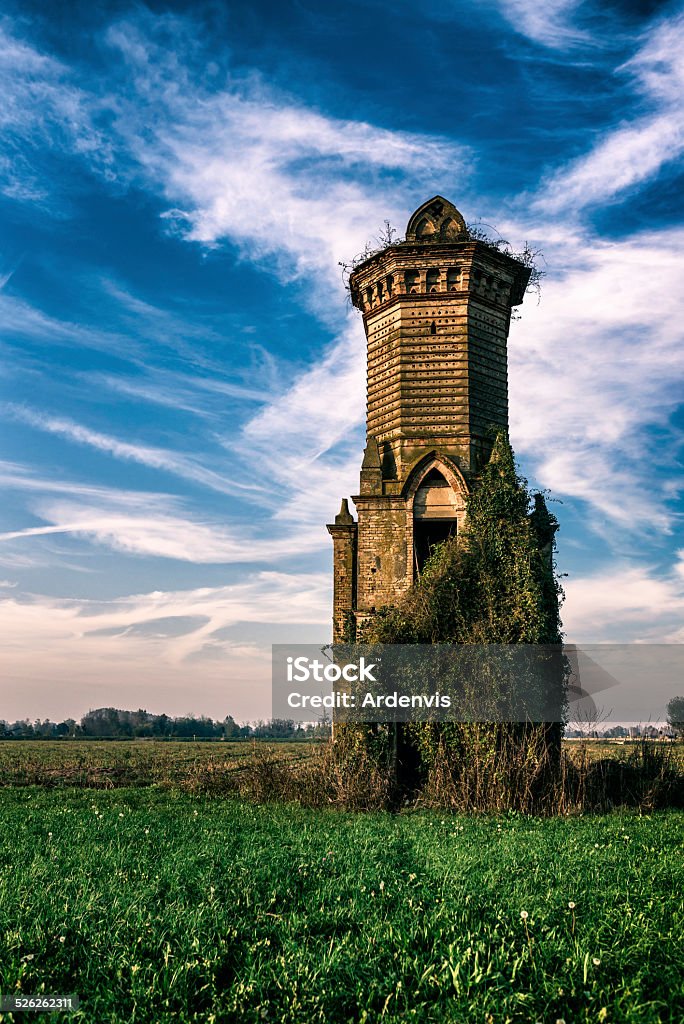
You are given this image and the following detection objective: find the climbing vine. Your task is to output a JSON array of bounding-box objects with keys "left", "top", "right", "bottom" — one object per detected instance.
[{"left": 347, "top": 433, "right": 566, "bottom": 796}]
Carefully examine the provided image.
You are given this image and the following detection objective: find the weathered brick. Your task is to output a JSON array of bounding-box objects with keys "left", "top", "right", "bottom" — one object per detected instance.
[{"left": 327, "top": 197, "right": 530, "bottom": 640}]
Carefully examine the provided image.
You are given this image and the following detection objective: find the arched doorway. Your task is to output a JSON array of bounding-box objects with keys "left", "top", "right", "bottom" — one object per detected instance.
[{"left": 413, "top": 468, "right": 460, "bottom": 575}]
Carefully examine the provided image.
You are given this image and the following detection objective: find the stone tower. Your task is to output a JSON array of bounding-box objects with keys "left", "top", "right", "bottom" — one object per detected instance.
[{"left": 327, "top": 197, "right": 531, "bottom": 641}]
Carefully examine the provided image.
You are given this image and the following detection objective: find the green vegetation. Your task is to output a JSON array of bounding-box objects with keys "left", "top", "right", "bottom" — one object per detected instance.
[
  {"left": 0, "top": 789, "right": 681, "bottom": 1023},
  {"left": 2, "top": 736, "right": 682, "bottom": 815},
  {"left": 0, "top": 708, "right": 327, "bottom": 741},
  {"left": 667, "top": 697, "right": 684, "bottom": 736},
  {"left": 368, "top": 433, "right": 561, "bottom": 647},
  {"left": 0, "top": 741, "right": 313, "bottom": 789},
  {"left": 341, "top": 433, "right": 565, "bottom": 803}
]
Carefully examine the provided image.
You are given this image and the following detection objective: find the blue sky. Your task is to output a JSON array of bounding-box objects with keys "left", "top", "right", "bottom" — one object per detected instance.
[{"left": 0, "top": 0, "right": 683, "bottom": 722}]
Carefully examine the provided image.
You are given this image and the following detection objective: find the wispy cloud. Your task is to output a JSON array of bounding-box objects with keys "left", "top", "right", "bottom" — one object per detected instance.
[
  {"left": 0, "top": 502, "right": 316, "bottom": 564},
  {"left": 4, "top": 405, "right": 265, "bottom": 500},
  {"left": 0, "top": 289, "right": 139, "bottom": 357},
  {"left": 100, "top": 16, "right": 469, "bottom": 297},
  {"left": 535, "top": 10, "right": 684, "bottom": 213},
  {"left": 492, "top": 0, "right": 588, "bottom": 48},
  {"left": 562, "top": 553, "right": 684, "bottom": 642},
  {"left": 84, "top": 369, "right": 267, "bottom": 419},
  {"left": 505, "top": 225, "right": 684, "bottom": 532},
  {"left": 0, "top": 461, "right": 327, "bottom": 564},
  {"left": 0, "top": 22, "right": 110, "bottom": 204},
  {"left": 239, "top": 316, "right": 365, "bottom": 527},
  {"left": 535, "top": 113, "right": 684, "bottom": 216},
  {"left": 0, "top": 572, "right": 330, "bottom": 719}
]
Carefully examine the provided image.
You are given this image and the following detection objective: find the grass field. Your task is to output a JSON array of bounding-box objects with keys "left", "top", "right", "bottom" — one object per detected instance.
[
  {"left": 0, "top": 741, "right": 313, "bottom": 789},
  {"left": 1, "top": 739, "right": 680, "bottom": 790},
  {"left": 0, "top": 788, "right": 681, "bottom": 1023}
]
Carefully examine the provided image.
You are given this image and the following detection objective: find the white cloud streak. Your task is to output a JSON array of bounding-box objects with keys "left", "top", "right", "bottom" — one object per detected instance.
[
  {"left": 492, "top": 0, "right": 588, "bottom": 48},
  {"left": 562, "top": 553, "right": 684, "bottom": 643},
  {"left": 535, "top": 11, "right": 684, "bottom": 213},
  {"left": 506, "top": 226, "right": 684, "bottom": 532},
  {"left": 0, "top": 463, "right": 326, "bottom": 565},
  {"left": 0, "top": 22, "right": 111, "bottom": 202},
  {"left": 102, "top": 17, "right": 469, "bottom": 297},
  {"left": 0, "top": 504, "right": 313, "bottom": 564},
  {"left": 0, "top": 572, "right": 330, "bottom": 720},
  {"left": 4, "top": 405, "right": 264, "bottom": 500}
]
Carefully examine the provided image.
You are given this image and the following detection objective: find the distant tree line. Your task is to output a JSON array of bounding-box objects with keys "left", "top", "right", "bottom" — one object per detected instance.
[
  {"left": 565, "top": 724, "right": 678, "bottom": 739},
  {"left": 0, "top": 707, "right": 330, "bottom": 741}
]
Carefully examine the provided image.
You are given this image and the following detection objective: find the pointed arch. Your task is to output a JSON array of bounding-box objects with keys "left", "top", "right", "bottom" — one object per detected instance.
[
  {"left": 405, "top": 197, "right": 467, "bottom": 243},
  {"left": 403, "top": 452, "right": 468, "bottom": 506},
  {"left": 414, "top": 215, "right": 437, "bottom": 239},
  {"left": 403, "top": 454, "right": 468, "bottom": 576}
]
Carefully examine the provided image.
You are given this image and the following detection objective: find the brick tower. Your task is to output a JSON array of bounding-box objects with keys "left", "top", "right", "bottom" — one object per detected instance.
[{"left": 327, "top": 197, "right": 531, "bottom": 641}]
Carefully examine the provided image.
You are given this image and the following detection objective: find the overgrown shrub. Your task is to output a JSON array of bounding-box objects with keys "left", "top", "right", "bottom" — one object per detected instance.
[
  {"left": 347, "top": 433, "right": 566, "bottom": 800},
  {"left": 183, "top": 736, "right": 684, "bottom": 814}
]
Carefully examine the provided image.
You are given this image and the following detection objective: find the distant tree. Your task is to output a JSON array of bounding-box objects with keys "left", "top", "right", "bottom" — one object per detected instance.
[
  {"left": 81, "top": 708, "right": 121, "bottom": 737},
  {"left": 152, "top": 713, "right": 172, "bottom": 738},
  {"left": 667, "top": 696, "right": 684, "bottom": 736},
  {"left": 10, "top": 719, "right": 34, "bottom": 738},
  {"left": 0, "top": 708, "right": 322, "bottom": 743},
  {"left": 222, "top": 715, "right": 240, "bottom": 739}
]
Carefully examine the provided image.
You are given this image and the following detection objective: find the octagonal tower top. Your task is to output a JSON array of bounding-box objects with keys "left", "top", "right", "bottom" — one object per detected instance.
[{"left": 405, "top": 196, "right": 467, "bottom": 243}]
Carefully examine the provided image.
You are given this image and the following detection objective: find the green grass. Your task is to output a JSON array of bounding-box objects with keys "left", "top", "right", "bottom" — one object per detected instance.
[{"left": 0, "top": 790, "right": 682, "bottom": 1023}]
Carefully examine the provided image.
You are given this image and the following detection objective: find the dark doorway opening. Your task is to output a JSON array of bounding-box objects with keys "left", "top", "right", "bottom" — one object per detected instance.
[{"left": 413, "top": 519, "right": 457, "bottom": 576}]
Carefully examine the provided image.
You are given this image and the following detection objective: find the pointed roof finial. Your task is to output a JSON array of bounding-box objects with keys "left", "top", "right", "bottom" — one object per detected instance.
[
  {"left": 361, "top": 436, "right": 382, "bottom": 471},
  {"left": 334, "top": 499, "right": 355, "bottom": 525}
]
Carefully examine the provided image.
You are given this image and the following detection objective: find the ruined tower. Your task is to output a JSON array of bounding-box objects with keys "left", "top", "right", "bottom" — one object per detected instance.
[{"left": 328, "top": 197, "right": 531, "bottom": 641}]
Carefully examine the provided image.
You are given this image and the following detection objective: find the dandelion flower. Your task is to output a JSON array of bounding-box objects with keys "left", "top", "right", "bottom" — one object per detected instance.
[
  {"left": 59, "top": 936, "right": 65, "bottom": 944},
  {"left": 568, "top": 901, "right": 576, "bottom": 909},
  {"left": 520, "top": 910, "right": 529, "bottom": 920},
  {"left": 593, "top": 957, "right": 601, "bottom": 966},
  {"left": 47, "top": 832, "right": 52, "bottom": 838}
]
